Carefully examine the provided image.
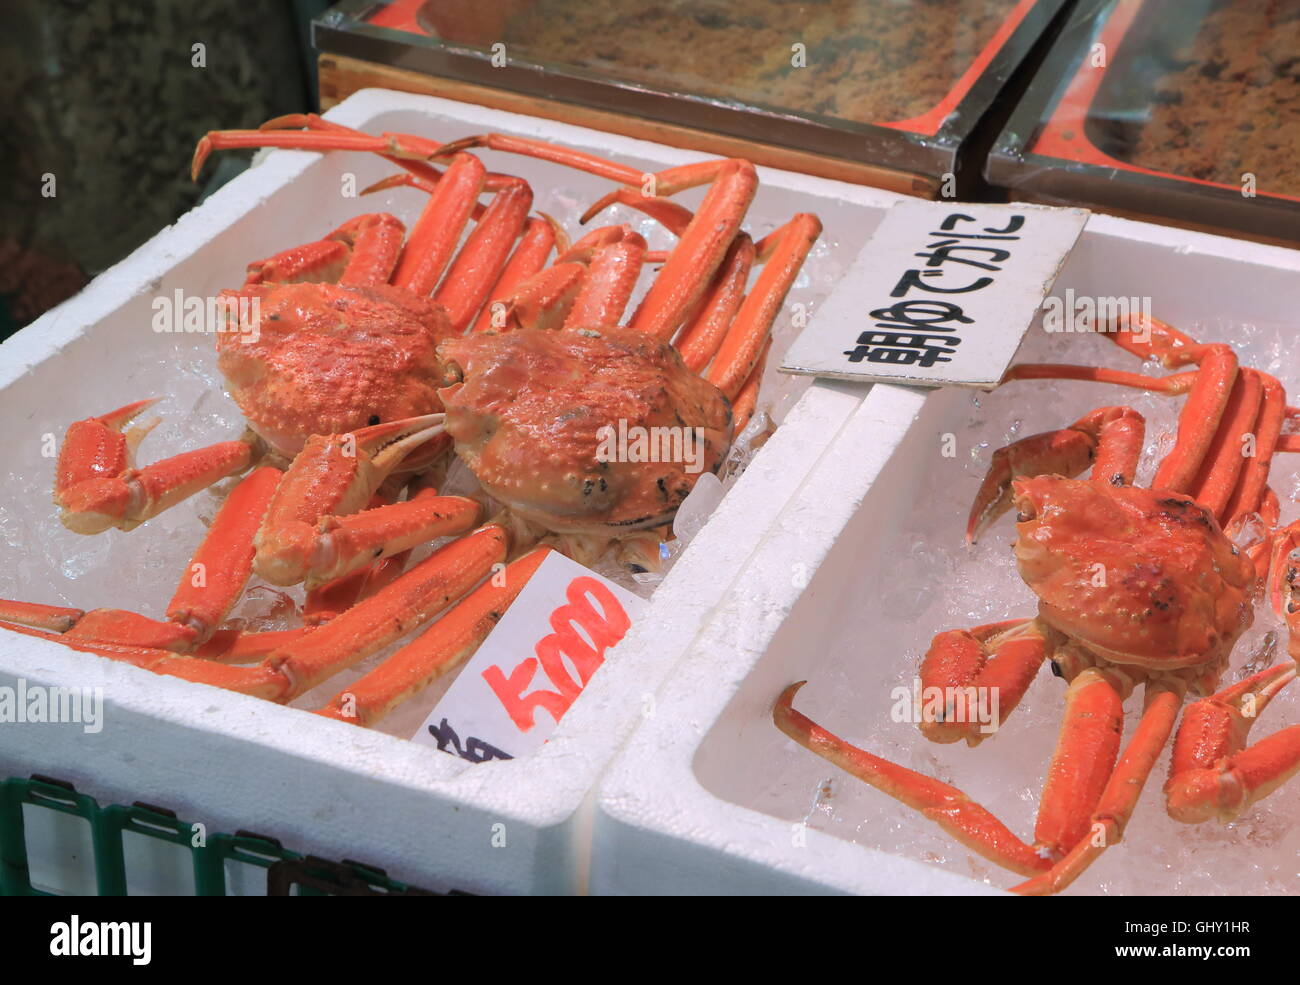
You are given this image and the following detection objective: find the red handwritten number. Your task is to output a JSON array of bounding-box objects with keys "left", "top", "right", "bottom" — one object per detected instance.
[{"left": 482, "top": 577, "right": 632, "bottom": 732}]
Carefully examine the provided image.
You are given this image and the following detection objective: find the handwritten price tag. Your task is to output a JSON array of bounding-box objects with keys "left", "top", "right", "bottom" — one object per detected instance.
[
  {"left": 780, "top": 201, "right": 1089, "bottom": 390},
  {"left": 412, "top": 551, "right": 648, "bottom": 761}
]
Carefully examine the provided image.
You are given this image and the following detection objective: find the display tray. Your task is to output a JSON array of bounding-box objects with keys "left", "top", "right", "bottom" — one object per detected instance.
[
  {"left": 314, "top": 0, "right": 1070, "bottom": 194},
  {"left": 592, "top": 215, "right": 1300, "bottom": 896},
  {"left": 0, "top": 89, "right": 910, "bottom": 895},
  {"left": 987, "top": 0, "right": 1300, "bottom": 246}
]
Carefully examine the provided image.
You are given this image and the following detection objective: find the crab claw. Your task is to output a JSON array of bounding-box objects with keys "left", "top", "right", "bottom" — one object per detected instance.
[
  {"left": 55, "top": 399, "right": 259, "bottom": 534},
  {"left": 967, "top": 429, "right": 1097, "bottom": 543},
  {"left": 55, "top": 399, "right": 158, "bottom": 496},
  {"left": 1165, "top": 662, "right": 1298, "bottom": 823},
  {"left": 253, "top": 414, "right": 451, "bottom": 587},
  {"left": 967, "top": 407, "right": 1145, "bottom": 543}
]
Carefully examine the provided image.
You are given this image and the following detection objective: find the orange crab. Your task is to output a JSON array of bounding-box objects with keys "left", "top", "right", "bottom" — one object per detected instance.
[
  {"left": 0, "top": 115, "right": 820, "bottom": 729},
  {"left": 439, "top": 327, "right": 732, "bottom": 536},
  {"left": 777, "top": 317, "right": 1300, "bottom": 895}
]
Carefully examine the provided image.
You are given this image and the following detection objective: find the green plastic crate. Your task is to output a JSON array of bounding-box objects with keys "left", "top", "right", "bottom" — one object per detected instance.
[{"left": 0, "top": 775, "right": 450, "bottom": 896}]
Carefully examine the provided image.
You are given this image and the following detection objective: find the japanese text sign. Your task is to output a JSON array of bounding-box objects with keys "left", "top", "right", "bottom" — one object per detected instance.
[
  {"left": 412, "top": 551, "right": 647, "bottom": 762},
  {"left": 780, "top": 202, "right": 1090, "bottom": 389}
]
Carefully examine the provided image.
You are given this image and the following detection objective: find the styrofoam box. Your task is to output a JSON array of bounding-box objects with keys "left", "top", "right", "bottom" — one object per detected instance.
[
  {"left": 592, "top": 217, "right": 1300, "bottom": 896},
  {"left": 0, "top": 90, "right": 913, "bottom": 895}
]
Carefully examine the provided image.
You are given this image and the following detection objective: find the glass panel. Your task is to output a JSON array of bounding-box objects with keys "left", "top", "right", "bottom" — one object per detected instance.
[
  {"left": 1095, "top": 0, "right": 1300, "bottom": 197},
  {"left": 366, "top": 0, "right": 1022, "bottom": 128}
]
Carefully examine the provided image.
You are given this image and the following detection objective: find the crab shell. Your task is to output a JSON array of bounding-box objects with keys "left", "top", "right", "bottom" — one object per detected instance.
[
  {"left": 1011, "top": 476, "right": 1255, "bottom": 672},
  {"left": 437, "top": 326, "right": 733, "bottom": 533},
  {"left": 217, "top": 282, "right": 452, "bottom": 458}
]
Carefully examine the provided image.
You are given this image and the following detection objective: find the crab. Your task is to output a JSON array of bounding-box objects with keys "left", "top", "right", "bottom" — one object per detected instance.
[
  {"left": 776, "top": 316, "right": 1300, "bottom": 895},
  {"left": 0, "top": 115, "right": 820, "bottom": 729}
]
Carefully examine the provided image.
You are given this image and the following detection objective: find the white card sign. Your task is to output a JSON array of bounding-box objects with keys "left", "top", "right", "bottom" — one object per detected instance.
[
  {"left": 780, "top": 201, "right": 1090, "bottom": 389},
  {"left": 412, "top": 551, "right": 647, "bottom": 761}
]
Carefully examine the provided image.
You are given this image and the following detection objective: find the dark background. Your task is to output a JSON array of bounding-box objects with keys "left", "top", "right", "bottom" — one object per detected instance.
[{"left": 0, "top": 0, "right": 332, "bottom": 339}]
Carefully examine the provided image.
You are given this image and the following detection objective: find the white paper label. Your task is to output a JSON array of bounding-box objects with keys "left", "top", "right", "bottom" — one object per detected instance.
[
  {"left": 780, "top": 201, "right": 1090, "bottom": 389},
  {"left": 412, "top": 551, "right": 647, "bottom": 761}
]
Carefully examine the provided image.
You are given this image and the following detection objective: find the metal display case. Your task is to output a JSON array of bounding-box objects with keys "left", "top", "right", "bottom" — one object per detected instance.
[
  {"left": 987, "top": 0, "right": 1300, "bottom": 245},
  {"left": 314, "top": 0, "right": 1071, "bottom": 194}
]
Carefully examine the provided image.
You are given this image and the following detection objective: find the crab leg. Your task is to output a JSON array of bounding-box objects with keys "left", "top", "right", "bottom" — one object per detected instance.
[
  {"left": 433, "top": 178, "right": 533, "bottom": 332},
  {"left": 706, "top": 213, "right": 822, "bottom": 398},
  {"left": 564, "top": 229, "right": 648, "bottom": 329},
  {"left": 332, "top": 214, "right": 408, "bottom": 287},
  {"left": 0, "top": 620, "right": 292, "bottom": 699},
  {"left": 578, "top": 188, "right": 695, "bottom": 235},
  {"left": 266, "top": 524, "right": 508, "bottom": 699},
  {"left": 438, "top": 136, "right": 761, "bottom": 343},
  {"left": 363, "top": 170, "right": 453, "bottom": 202},
  {"left": 307, "top": 488, "right": 481, "bottom": 586},
  {"left": 774, "top": 683, "right": 1053, "bottom": 877},
  {"left": 192, "top": 127, "right": 445, "bottom": 182},
  {"left": 1165, "top": 663, "right": 1300, "bottom": 823},
  {"left": 628, "top": 159, "right": 758, "bottom": 343},
  {"left": 194, "top": 117, "right": 523, "bottom": 192},
  {"left": 1031, "top": 667, "right": 1128, "bottom": 864},
  {"left": 1003, "top": 354, "right": 1237, "bottom": 496},
  {"left": 731, "top": 337, "right": 771, "bottom": 435},
  {"left": 56, "top": 400, "right": 257, "bottom": 535},
  {"left": 1188, "top": 366, "right": 1262, "bottom": 520},
  {"left": 194, "top": 627, "right": 311, "bottom": 663},
  {"left": 8, "top": 524, "right": 510, "bottom": 702},
  {"left": 1003, "top": 319, "right": 1243, "bottom": 497},
  {"left": 786, "top": 623, "right": 1090, "bottom": 869},
  {"left": 1224, "top": 372, "right": 1285, "bottom": 525},
  {"left": 1104, "top": 313, "right": 1203, "bottom": 366},
  {"left": 303, "top": 550, "right": 412, "bottom": 626},
  {"left": 259, "top": 114, "right": 480, "bottom": 192},
  {"left": 675, "top": 234, "right": 755, "bottom": 373},
  {"left": 470, "top": 215, "right": 560, "bottom": 334},
  {"left": 163, "top": 465, "right": 282, "bottom": 641},
  {"left": 387, "top": 152, "right": 486, "bottom": 296},
  {"left": 1002, "top": 363, "right": 1198, "bottom": 392},
  {"left": 243, "top": 214, "right": 408, "bottom": 288},
  {"left": 497, "top": 263, "right": 588, "bottom": 331},
  {"left": 0, "top": 601, "right": 83, "bottom": 633},
  {"left": 302, "top": 482, "right": 415, "bottom": 625},
  {"left": 316, "top": 545, "right": 551, "bottom": 726},
  {"left": 1013, "top": 680, "right": 1184, "bottom": 896},
  {"left": 434, "top": 132, "right": 646, "bottom": 185},
  {"left": 56, "top": 398, "right": 158, "bottom": 498},
  {"left": 0, "top": 608, "right": 197, "bottom": 652},
  {"left": 1109, "top": 319, "right": 1240, "bottom": 493},
  {"left": 3, "top": 466, "right": 282, "bottom": 652},
  {"left": 242, "top": 239, "right": 349, "bottom": 287}
]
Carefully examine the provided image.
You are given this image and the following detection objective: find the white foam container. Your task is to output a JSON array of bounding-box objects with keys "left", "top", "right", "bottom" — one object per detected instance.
[
  {"left": 0, "top": 90, "right": 911, "bottom": 895},
  {"left": 591, "top": 216, "right": 1300, "bottom": 896}
]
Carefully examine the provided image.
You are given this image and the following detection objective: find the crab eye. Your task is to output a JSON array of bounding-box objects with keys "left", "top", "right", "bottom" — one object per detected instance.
[{"left": 1016, "top": 507, "right": 1035, "bottom": 523}]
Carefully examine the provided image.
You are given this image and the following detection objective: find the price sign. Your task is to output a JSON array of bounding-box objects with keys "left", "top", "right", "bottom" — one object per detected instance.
[
  {"left": 780, "top": 201, "right": 1090, "bottom": 389},
  {"left": 412, "top": 551, "right": 647, "bottom": 761}
]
